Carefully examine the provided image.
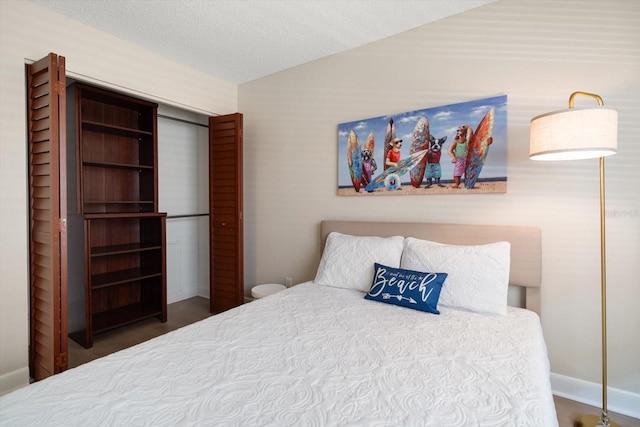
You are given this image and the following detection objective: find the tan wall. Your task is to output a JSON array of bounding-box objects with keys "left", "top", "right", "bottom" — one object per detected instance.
[
  {"left": 0, "top": 0, "right": 236, "bottom": 393},
  {"left": 238, "top": 0, "right": 640, "bottom": 410}
]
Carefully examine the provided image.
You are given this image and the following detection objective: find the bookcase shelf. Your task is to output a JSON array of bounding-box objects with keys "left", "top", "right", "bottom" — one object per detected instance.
[
  {"left": 83, "top": 161, "right": 154, "bottom": 170},
  {"left": 91, "top": 265, "right": 163, "bottom": 289},
  {"left": 91, "top": 242, "right": 163, "bottom": 257},
  {"left": 92, "top": 302, "right": 163, "bottom": 334},
  {"left": 82, "top": 120, "right": 154, "bottom": 138}
]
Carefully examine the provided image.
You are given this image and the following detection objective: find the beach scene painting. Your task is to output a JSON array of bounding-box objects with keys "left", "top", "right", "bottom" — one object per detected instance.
[{"left": 338, "top": 95, "right": 507, "bottom": 196}]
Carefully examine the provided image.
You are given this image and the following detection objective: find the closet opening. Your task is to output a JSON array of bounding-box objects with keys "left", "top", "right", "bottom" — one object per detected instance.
[{"left": 27, "top": 52, "right": 243, "bottom": 381}]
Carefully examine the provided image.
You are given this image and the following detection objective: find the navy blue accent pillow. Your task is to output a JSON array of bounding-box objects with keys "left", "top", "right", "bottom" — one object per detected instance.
[{"left": 364, "top": 263, "right": 447, "bottom": 314}]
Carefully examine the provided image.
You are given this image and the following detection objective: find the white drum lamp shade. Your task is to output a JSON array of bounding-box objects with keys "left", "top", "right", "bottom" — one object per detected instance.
[{"left": 530, "top": 107, "right": 618, "bottom": 161}]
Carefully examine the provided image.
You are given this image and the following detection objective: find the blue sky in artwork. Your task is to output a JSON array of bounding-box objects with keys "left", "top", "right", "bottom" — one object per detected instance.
[{"left": 337, "top": 95, "right": 508, "bottom": 187}]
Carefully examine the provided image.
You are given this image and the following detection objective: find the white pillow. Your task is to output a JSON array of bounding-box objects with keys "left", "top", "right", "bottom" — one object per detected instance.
[
  {"left": 314, "top": 232, "right": 404, "bottom": 293},
  {"left": 400, "top": 237, "right": 511, "bottom": 316}
]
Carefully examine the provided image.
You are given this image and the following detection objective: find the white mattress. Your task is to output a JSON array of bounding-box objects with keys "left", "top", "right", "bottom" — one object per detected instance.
[{"left": 0, "top": 282, "right": 558, "bottom": 426}]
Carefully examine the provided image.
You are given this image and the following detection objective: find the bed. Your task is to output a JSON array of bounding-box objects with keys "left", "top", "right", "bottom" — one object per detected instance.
[{"left": 0, "top": 221, "right": 558, "bottom": 426}]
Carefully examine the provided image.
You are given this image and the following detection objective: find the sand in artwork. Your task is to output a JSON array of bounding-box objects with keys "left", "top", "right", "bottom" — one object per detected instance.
[{"left": 337, "top": 180, "right": 507, "bottom": 196}]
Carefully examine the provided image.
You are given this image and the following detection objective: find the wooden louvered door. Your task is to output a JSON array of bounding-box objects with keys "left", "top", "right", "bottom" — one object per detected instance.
[
  {"left": 27, "top": 52, "right": 68, "bottom": 380},
  {"left": 209, "top": 113, "right": 244, "bottom": 313}
]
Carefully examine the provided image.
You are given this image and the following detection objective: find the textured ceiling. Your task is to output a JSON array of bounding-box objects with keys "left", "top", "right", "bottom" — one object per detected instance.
[{"left": 30, "top": 0, "right": 495, "bottom": 84}]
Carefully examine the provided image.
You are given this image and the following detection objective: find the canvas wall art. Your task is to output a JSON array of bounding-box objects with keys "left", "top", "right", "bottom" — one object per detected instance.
[{"left": 337, "top": 95, "right": 507, "bottom": 196}]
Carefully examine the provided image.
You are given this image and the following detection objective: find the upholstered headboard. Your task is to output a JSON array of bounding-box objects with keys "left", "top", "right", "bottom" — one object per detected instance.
[{"left": 320, "top": 221, "right": 542, "bottom": 315}]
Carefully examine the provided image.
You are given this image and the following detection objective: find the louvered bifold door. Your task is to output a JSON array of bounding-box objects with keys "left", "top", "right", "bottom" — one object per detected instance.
[
  {"left": 209, "top": 113, "right": 244, "bottom": 313},
  {"left": 27, "top": 52, "right": 68, "bottom": 380}
]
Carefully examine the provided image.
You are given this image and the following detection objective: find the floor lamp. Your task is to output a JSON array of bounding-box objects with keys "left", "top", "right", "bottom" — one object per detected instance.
[{"left": 529, "top": 91, "right": 618, "bottom": 427}]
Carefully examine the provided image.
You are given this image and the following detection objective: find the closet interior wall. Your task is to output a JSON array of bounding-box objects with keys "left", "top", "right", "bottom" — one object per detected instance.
[{"left": 157, "top": 104, "right": 210, "bottom": 303}]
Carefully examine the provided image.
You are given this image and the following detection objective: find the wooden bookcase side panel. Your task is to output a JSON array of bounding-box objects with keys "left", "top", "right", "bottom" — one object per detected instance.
[{"left": 81, "top": 219, "right": 93, "bottom": 348}]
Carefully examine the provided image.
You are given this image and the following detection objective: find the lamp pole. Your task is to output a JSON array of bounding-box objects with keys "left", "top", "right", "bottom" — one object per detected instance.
[{"left": 567, "top": 92, "right": 617, "bottom": 427}]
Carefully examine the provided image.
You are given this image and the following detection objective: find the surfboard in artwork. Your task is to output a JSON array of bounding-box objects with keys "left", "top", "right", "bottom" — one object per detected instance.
[
  {"left": 465, "top": 108, "right": 494, "bottom": 189},
  {"left": 365, "top": 149, "right": 428, "bottom": 192},
  {"left": 346, "top": 130, "right": 363, "bottom": 192},
  {"left": 409, "top": 116, "right": 430, "bottom": 188}
]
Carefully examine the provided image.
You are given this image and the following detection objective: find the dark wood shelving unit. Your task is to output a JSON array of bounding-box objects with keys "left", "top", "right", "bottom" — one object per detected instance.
[{"left": 67, "top": 83, "right": 166, "bottom": 348}]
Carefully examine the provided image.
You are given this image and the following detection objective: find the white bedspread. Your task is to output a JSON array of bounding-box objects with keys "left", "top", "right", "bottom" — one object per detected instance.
[{"left": 0, "top": 282, "right": 558, "bottom": 426}]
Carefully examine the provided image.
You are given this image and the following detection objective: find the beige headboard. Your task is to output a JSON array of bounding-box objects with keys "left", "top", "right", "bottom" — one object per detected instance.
[{"left": 320, "top": 221, "right": 542, "bottom": 315}]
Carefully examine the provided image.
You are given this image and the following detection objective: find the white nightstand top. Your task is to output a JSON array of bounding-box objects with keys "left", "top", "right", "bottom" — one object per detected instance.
[{"left": 251, "top": 283, "right": 286, "bottom": 299}]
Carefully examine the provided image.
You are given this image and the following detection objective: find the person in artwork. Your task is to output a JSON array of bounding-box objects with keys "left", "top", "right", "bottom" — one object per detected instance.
[
  {"left": 448, "top": 125, "right": 472, "bottom": 188},
  {"left": 385, "top": 137, "right": 403, "bottom": 168}
]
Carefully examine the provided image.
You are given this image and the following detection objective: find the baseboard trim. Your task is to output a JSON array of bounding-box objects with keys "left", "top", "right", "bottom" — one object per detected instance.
[
  {"left": 0, "top": 367, "right": 29, "bottom": 396},
  {"left": 551, "top": 372, "right": 640, "bottom": 419}
]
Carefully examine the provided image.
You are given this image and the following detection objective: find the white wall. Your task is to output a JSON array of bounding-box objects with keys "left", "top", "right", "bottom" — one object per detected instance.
[
  {"left": 0, "top": 0, "right": 236, "bottom": 394},
  {"left": 238, "top": 0, "right": 640, "bottom": 416}
]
